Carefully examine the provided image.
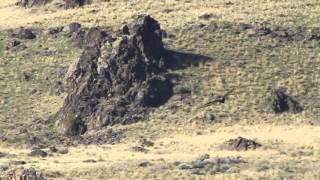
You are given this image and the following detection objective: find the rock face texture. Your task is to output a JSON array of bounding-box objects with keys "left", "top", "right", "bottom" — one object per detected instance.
[
  {"left": 270, "top": 89, "right": 303, "bottom": 113},
  {"left": 16, "top": 0, "right": 49, "bottom": 7},
  {"left": 56, "top": 15, "right": 173, "bottom": 136}
]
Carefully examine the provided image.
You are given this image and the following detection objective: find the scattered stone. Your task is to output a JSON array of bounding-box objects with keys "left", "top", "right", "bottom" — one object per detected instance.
[
  {"left": 162, "top": 8, "right": 173, "bottom": 13},
  {"left": 198, "top": 13, "right": 214, "bottom": 20},
  {"left": 247, "top": 27, "right": 272, "bottom": 37},
  {"left": 9, "top": 160, "right": 26, "bottom": 165},
  {"left": 195, "top": 130, "right": 204, "bottom": 135},
  {"left": 14, "top": 28, "right": 36, "bottom": 39},
  {"left": 270, "top": 89, "right": 303, "bottom": 113},
  {"left": 30, "top": 88, "right": 38, "bottom": 95},
  {"left": 6, "top": 39, "right": 21, "bottom": 50},
  {"left": 56, "top": 15, "right": 174, "bottom": 135},
  {"left": 238, "top": 23, "right": 253, "bottom": 31},
  {"left": 136, "top": 160, "right": 150, "bottom": 167},
  {"left": 83, "top": 159, "right": 97, "bottom": 163},
  {"left": 57, "top": 148, "right": 69, "bottom": 154},
  {"left": 177, "top": 163, "right": 193, "bottom": 169},
  {"left": 204, "top": 112, "right": 215, "bottom": 122},
  {"left": 131, "top": 146, "right": 149, "bottom": 153},
  {"left": 256, "top": 27, "right": 272, "bottom": 36},
  {"left": 20, "top": 72, "right": 30, "bottom": 81},
  {"left": 222, "top": 137, "right": 261, "bottom": 151},
  {"left": 137, "top": 138, "right": 154, "bottom": 147},
  {"left": 16, "top": 0, "right": 49, "bottom": 8},
  {"left": 29, "top": 148, "right": 48, "bottom": 157},
  {"left": 49, "top": 146, "right": 58, "bottom": 153},
  {"left": 173, "top": 161, "right": 182, "bottom": 166},
  {"left": 46, "top": 27, "right": 63, "bottom": 35},
  {"left": 195, "top": 154, "right": 210, "bottom": 162},
  {"left": 63, "top": 22, "right": 82, "bottom": 34}
]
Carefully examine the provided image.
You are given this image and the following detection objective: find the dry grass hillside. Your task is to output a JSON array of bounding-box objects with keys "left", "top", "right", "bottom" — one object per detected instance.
[{"left": 0, "top": 0, "right": 320, "bottom": 179}]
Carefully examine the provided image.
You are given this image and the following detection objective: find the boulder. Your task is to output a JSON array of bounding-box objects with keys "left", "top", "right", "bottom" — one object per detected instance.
[
  {"left": 63, "top": 22, "right": 82, "bottom": 34},
  {"left": 56, "top": 15, "right": 173, "bottom": 136},
  {"left": 46, "top": 27, "right": 63, "bottom": 35},
  {"left": 29, "top": 149, "right": 48, "bottom": 157},
  {"left": 14, "top": 28, "right": 36, "bottom": 39},
  {"left": 270, "top": 89, "right": 303, "bottom": 113}
]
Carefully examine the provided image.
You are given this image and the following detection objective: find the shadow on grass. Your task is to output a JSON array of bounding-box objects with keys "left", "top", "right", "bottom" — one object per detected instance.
[{"left": 165, "top": 48, "right": 212, "bottom": 70}]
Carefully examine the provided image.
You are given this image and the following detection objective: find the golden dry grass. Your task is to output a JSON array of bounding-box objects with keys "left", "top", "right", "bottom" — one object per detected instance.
[{"left": 1, "top": 124, "right": 320, "bottom": 179}]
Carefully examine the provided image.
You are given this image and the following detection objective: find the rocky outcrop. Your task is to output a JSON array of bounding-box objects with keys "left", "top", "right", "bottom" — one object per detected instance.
[
  {"left": 270, "top": 89, "right": 303, "bottom": 113},
  {"left": 56, "top": 15, "right": 173, "bottom": 136},
  {"left": 71, "top": 26, "right": 110, "bottom": 48}
]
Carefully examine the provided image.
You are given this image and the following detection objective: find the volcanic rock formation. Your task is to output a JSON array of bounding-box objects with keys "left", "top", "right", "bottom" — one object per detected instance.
[
  {"left": 270, "top": 88, "right": 303, "bottom": 113},
  {"left": 56, "top": 15, "right": 173, "bottom": 136}
]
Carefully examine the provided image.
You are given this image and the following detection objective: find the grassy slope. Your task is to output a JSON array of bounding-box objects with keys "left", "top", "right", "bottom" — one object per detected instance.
[{"left": 0, "top": 0, "right": 320, "bottom": 179}]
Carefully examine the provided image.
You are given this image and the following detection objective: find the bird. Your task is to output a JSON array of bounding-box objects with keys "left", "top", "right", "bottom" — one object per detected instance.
[{"left": 199, "top": 88, "right": 234, "bottom": 109}]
